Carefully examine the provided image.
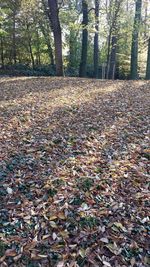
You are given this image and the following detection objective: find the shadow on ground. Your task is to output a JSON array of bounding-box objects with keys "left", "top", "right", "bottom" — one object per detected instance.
[{"left": 0, "top": 77, "right": 149, "bottom": 266}]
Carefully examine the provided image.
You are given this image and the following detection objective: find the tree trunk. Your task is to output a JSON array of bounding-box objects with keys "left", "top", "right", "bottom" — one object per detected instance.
[
  {"left": 79, "top": 0, "right": 88, "bottom": 77},
  {"left": 39, "top": 23, "right": 54, "bottom": 66},
  {"left": 107, "top": 35, "right": 117, "bottom": 79},
  {"left": 130, "top": 0, "right": 142, "bottom": 80},
  {"left": 26, "top": 24, "right": 35, "bottom": 68},
  {"left": 29, "top": 41, "right": 35, "bottom": 68},
  {"left": 106, "top": 30, "right": 112, "bottom": 79},
  {"left": 48, "top": 0, "right": 63, "bottom": 76},
  {"left": 93, "top": 0, "right": 100, "bottom": 78},
  {"left": 146, "top": 38, "right": 150, "bottom": 80},
  {"left": 106, "top": 0, "right": 122, "bottom": 79},
  {"left": 35, "top": 29, "right": 41, "bottom": 65},
  {"left": 47, "top": 42, "right": 54, "bottom": 66},
  {"left": 1, "top": 36, "right": 4, "bottom": 69},
  {"left": 69, "top": 30, "right": 74, "bottom": 68},
  {"left": 12, "top": 9, "right": 17, "bottom": 64}
]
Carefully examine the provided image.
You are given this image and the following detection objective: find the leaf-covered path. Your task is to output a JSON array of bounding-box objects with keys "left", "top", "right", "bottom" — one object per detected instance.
[{"left": 0, "top": 77, "right": 150, "bottom": 267}]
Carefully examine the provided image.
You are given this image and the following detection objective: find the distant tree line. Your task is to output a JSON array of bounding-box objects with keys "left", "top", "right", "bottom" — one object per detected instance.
[{"left": 0, "top": 0, "right": 150, "bottom": 79}]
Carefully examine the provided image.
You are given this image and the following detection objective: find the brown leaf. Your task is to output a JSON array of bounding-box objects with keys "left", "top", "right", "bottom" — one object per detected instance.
[{"left": 5, "top": 249, "right": 17, "bottom": 257}]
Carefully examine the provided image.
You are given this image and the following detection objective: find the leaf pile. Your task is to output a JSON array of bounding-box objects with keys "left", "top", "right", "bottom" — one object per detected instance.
[{"left": 0, "top": 77, "right": 150, "bottom": 267}]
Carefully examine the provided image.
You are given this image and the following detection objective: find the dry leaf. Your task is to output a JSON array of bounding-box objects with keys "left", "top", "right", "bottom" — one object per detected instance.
[
  {"left": 6, "top": 187, "right": 13, "bottom": 194},
  {"left": 100, "top": 237, "right": 109, "bottom": 243}
]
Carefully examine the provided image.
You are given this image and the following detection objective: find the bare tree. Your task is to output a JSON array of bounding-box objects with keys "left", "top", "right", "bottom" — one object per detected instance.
[
  {"left": 130, "top": 0, "right": 142, "bottom": 80},
  {"left": 146, "top": 38, "right": 150, "bottom": 80},
  {"left": 106, "top": 0, "right": 122, "bottom": 79},
  {"left": 93, "top": 0, "right": 100, "bottom": 78},
  {"left": 48, "top": 0, "right": 63, "bottom": 76},
  {"left": 79, "top": 0, "right": 88, "bottom": 77}
]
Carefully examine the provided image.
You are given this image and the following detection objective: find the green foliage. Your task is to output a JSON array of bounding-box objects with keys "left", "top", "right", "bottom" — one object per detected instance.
[
  {"left": 0, "top": 0, "right": 150, "bottom": 78},
  {"left": 0, "top": 64, "right": 56, "bottom": 76},
  {"left": 0, "top": 241, "right": 7, "bottom": 257},
  {"left": 77, "top": 177, "right": 94, "bottom": 192}
]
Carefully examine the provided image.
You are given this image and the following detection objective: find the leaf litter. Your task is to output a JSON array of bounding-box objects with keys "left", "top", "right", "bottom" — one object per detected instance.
[{"left": 0, "top": 77, "right": 150, "bottom": 266}]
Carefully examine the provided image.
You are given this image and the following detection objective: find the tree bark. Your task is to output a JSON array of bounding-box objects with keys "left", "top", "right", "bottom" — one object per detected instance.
[
  {"left": 35, "top": 29, "right": 41, "bottom": 65},
  {"left": 79, "top": 0, "right": 88, "bottom": 77},
  {"left": 146, "top": 38, "right": 150, "bottom": 80},
  {"left": 106, "top": 31, "right": 112, "bottom": 78},
  {"left": 39, "top": 23, "right": 54, "bottom": 66},
  {"left": 107, "top": 35, "right": 117, "bottom": 79},
  {"left": 130, "top": 0, "right": 142, "bottom": 80},
  {"left": 26, "top": 24, "right": 35, "bottom": 68},
  {"left": 29, "top": 41, "right": 35, "bottom": 68},
  {"left": 12, "top": 9, "right": 17, "bottom": 64},
  {"left": 106, "top": 0, "right": 122, "bottom": 79},
  {"left": 1, "top": 36, "right": 4, "bottom": 69},
  {"left": 93, "top": 0, "right": 100, "bottom": 78},
  {"left": 69, "top": 30, "right": 76, "bottom": 68},
  {"left": 48, "top": 0, "right": 63, "bottom": 76}
]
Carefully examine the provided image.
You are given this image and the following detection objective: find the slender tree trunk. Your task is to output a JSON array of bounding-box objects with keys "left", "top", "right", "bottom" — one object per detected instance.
[
  {"left": 106, "top": 0, "right": 123, "bottom": 79},
  {"left": 12, "top": 10, "right": 17, "bottom": 64},
  {"left": 26, "top": 24, "right": 35, "bottom": 68},
  {"left": 48, "top": 0, "right": 63, "bottom": 76},
  {"left": 106, "top": 29, "right": 112, "bottom": 79},
  {"left": 94, "top": 0, "right": 100, "bottom": 78},
  {"left": 126, "top": 0, "right": 129, "bottom": 12},
  {"left": 1, "top": 36, "right": 4, "bottom": 69},
  {"left": 40, "top": 23, "right": 54, "bottom": 66},
  {"left": 130, "top": 0, "right": 142, "bottom": 80},
  {"left": 69, "top": 30, "right": 74, "bottom": 68},
  {"left": 144, "top": 3, "right": 148, "bottom": 38},
  {"left": 40, "top": 1, "right": 54, "bottom": 66},
  {"left": 107, "top": 35, "right": 117, "bottom": 79},
  {"left": 106, "top": 0, "right": 113, "bottom": 79},
  {"left": 146, "top": 38, "right": 150, "bottom": 80},
  {"left": 35, "top": 29, "right": 41, "bottom": 65},
  {"left": 29, "top": 41, "right": 35, "bottom": 68},
  {"left": 79, "top": 0, "right": 88, "bottom": 77}
]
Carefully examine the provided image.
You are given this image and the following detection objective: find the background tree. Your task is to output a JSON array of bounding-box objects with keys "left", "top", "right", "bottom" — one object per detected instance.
[
  {"left": 0, "top": 7, "right": 7, "bottom": 68},
  {"left": 106, "top": 0, "right": 123, "bottom": 79},
  {"left": 0, "top": 0, "right": 150, "bottom": 79},
  {"left": 93, "top": 0, "right": 100, "bottom": 78},
  {"left": 130, "top": 0, "right": 142, "bottom": 79},
  {"left": 146, "top": 37, "right": 150, "bottom": 79},
  {"left": 48, "top": 0, "right": 63, "bottom": 76},
  {"left": 79, "top": 0, "right": 88, "bottom": 77}
]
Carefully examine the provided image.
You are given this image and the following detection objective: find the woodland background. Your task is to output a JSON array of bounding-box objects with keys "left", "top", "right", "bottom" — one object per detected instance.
[{"left": 0, "top": 0, "right": 150, "bottom": 79}]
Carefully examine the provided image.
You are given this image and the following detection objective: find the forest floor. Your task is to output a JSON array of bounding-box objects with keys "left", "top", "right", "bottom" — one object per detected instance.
[{"left": 0, "top": 77, "right": 150, "bottom": 267}]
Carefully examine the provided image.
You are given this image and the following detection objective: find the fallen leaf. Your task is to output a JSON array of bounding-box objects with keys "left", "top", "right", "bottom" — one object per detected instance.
[
  {"left": 100, "top": 237, "right": 109, "bottom": 243},
  {"left": 6, "top": 187, "right": 13, "bottom": 194},
  {"left": 103, "top": 261, "right": 112, "bottom": 267},
  {"left": 52, "top": 232, "right": 57, "bottom": 240},
  {"left": 57, "top": 261, "right": 64, "bottom": 267},
  {"left": 5, "top": 249, "right": 17, "bottom": 257},
  {"left": 50, "top": 221, "right": 57, "bottom": 228}
]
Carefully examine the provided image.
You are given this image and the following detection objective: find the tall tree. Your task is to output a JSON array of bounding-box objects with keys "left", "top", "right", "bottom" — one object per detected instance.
[
  {"left": 48, "top": 0, "right": 63, "bottom": 76},
  {"left": 26, "top": 23, "right": 35, "bottom": 68},
  {"left": 0, "top": 36, "right": 4, "bottom": 68},
  {"left": 107, "top": 35, "right": 117, "bottom": 79},
  {"left": 0, "top": 10, "right": 5, "bottom": 68},
  {"left": 12, "top": 8, "right": 17, "bottom": 64},
  {"left": 146, "top": 38, "right": 150, "bottom": 80},
  {"left": 39, "top": 22, "right": 54, "bottom": 65},
  {"left": 93, "top": 0, "right": 100, "bottom": 78},
  {"left": 130, "top": 0, "right": 142, "bottom": 80},
  {"left": 79, "top": 0, "right": 88, "bottom": 77},
  {"left": 40, "top": 0, "right": 54, "bottom": 65},
  {"left": 106, "top": 0, "right": 122, "bottom": 79}
]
